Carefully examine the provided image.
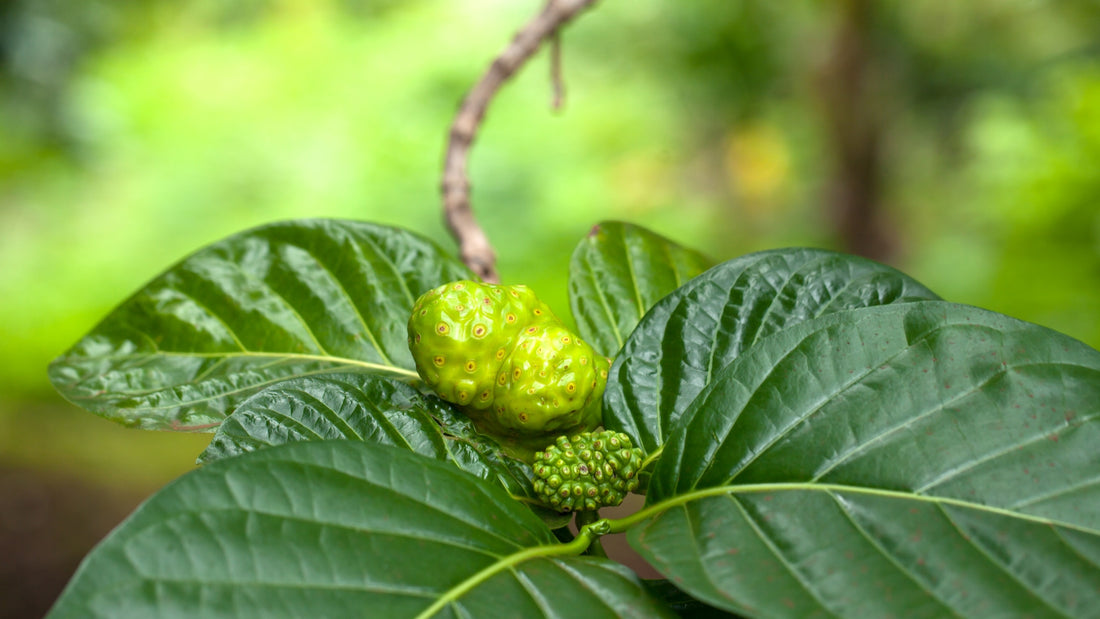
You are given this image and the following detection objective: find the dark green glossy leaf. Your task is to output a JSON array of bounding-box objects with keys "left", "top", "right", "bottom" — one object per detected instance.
[
  {"left": 49, "top": 219, "right": 471, "bottom": 431},
  {"left": 569, "top": 221, "right": 713, "bottom": 358},
  {"left": 198, "top": 372, "right": 568, "bottom": 526},
  {"left": 49, "top": 441, "right": 672, "bottom": 619},
  {"left": 640, "top": 579, "right": 743, "bottom": 618},
  {"left": 632, "top": 491, "right": 1100, "bottom": 619},
  {"left": 631, "top": 302, "right": 1100, "bottom": 618},
  {"left": 604, "top": 248, "right": 940, "bottom": 457}
]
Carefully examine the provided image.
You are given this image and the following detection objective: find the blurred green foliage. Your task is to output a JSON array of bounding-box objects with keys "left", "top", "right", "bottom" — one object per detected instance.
[{"left": 1, "top": 0, "right": 1098, "bottom": 483}]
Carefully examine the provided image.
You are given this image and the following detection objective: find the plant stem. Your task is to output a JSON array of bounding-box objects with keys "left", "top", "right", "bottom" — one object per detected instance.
[
  {"left": 414, "top": 529, "right": 594, "bottom": 619},
  {"left": 639, "top": 445, "right": 664, "bottom": 473},
  {"left": 601, "top": 481, "right": 1095, "bottom": 536},
  {"left": 575, "top": 510, "right": 607, "bottom": 557},
  {"left": 425, "top": 481, "right": 1093, "bottom": 618},
  {"left": 441, "top": 0, "right": 599, "bottom": 282}
]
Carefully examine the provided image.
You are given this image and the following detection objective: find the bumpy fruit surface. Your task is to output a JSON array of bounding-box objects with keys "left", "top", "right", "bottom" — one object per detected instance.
[
  {"left": 408, "top": 280, "right": 609, "bottom": 450},
  {"left": 532, "top": 431, "right": 643, "bottom": 512}
]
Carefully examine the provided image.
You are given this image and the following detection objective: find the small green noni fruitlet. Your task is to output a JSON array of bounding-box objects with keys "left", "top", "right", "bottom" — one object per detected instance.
[
  {"left": 532, "top": 431, "right": 643, "bottom": 512},
  {"left": 408, "top": 280, "right": 609, "bottom": 453}
]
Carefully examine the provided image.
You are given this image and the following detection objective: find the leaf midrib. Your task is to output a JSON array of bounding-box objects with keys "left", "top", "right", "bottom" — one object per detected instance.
[
  {"left": 62, "top": 351, "right": 417, "bottom": 379},
  {"left": 580, "top": 242, "right": 624, "bottom": 350},
  {"left": 634, "top": 482, "right": 1100, "bottom": 538},
  {"left": 64, "top": 359, "right": 413, "bottom": 415}
]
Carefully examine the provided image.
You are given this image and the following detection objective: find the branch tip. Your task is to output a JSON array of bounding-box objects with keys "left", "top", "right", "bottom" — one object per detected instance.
[{"left": 441, "top": 0, "right": 599, "bottom": 281}]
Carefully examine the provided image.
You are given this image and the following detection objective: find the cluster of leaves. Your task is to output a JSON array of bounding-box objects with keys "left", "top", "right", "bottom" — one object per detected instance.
[{"left": 48, "top": 219, "right": 1100, "bottom": 618}]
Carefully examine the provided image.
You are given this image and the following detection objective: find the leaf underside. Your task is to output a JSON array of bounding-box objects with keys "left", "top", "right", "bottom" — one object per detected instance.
[
  {"left": 569, "top": 221, "right": 713, "bottom": 359},
  {"left": 634, "top": 302, "right": 1100, "bottom": 618},
  {"left": 200, "top": 372, "right": 541, "bottom": 507},
  {"left": 49, "top": 219, "right": 471, "bottom": 430},
  {"left": 604, "top": 248, "right": 941, "bottom": 456},
  {"left": 48, "top": 441, "right": 673, "bottom": 619}
]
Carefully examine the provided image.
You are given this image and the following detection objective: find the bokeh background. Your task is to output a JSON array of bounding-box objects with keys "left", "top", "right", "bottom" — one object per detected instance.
[{"left": 2, "top": 0, "right": 1099, "bottom": 615}]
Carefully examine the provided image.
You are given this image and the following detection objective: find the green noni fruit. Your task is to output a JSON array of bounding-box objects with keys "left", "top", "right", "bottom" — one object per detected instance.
[
  {"left": 408, "top": 280, "right": 609, "bottom": 451},
  {"left": 532, "top": 431, "right": 643, "bottom": 512}
]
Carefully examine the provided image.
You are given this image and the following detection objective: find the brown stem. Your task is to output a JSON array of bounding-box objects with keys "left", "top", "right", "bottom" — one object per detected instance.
[
  {"left": 816, "top": 0, "right": 895, "bottom": 261},
  {"left": 442, "top": 0, "right": 598, "bottom": 283}
]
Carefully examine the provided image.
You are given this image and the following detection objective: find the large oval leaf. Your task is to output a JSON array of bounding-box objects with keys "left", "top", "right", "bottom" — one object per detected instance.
[
  {"left": 569, "top": 221, "right": 713, "bottom": 358},
  {"left": 49, "top": 441, "right": 672, "bottom": 618},
  {"left": 604, "top": 248, "right": 940, "bottom": 457},
  {"left": 49, "top": 219, "right": 471, "bottom": 430},
  {"left": 631, "top": 490, "right": 1100, "bottom": 618},
  {"left": 632, "top": 302, "right": 1100, "bottom": 617},
  {"left": 199, "top": 372, "right": 539, "bottom": 505}
]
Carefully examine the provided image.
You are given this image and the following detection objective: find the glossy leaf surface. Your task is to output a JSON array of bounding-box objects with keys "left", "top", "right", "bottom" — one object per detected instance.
[
  {"left": 569, "top": 221, "right": 712, "bottom": 358},
  {"left": 49, "top": 441, "right": 671, "bottom": 619},
  {"left": 604, "top": 248, "right": 940, "bottom": 456},
  {"left": 631, "top": 302, "right": 1100, "bottom": 618},
  {"left": 49, "top": 219, "right": 471, "bottom": 430},
  {"left": 200, "top": 372, "right": 538, "bottom": 504}
]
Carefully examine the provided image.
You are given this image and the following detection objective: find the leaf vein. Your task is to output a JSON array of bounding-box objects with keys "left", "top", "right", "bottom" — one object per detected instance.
[
  {"left": 582, "top": 245, "right": 624, "bottom": 351},
  {"left": 620, "top": 226, "right": 648, "bottom": 325},
  {"left": 812, "top": 360, "right": 1014, "bottom": 482},
  {"left": 828, "top": 492, "right": 966, "bottom": 618},
  {"left": 727, "top": 494, "right": 841, "bottom": 618},
  {"left": 299, "top": 247, "right": 394, "bottom": 366},
  {"left": 934, "top": 503, "right": 1075, "bottom": 619},
  {"left": 724, "top": 322, "right": 964, "bottom": 484}
]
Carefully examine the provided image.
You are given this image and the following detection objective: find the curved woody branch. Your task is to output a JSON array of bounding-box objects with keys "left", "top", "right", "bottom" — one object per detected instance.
[{"left": 442, "top": 0, "right": 599, "bottom": 283}]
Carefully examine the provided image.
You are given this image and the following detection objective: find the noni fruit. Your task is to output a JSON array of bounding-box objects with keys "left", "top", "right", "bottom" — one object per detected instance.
[
  {"left": 532, "top": 431, "right": 643, "bottom": 512},
  {"left": 408, "top": 280, "right": 609, "bottom": 451}
]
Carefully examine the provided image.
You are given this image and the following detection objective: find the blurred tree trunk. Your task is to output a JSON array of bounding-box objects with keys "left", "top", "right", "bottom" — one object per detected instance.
[{"left": 817, "top": 0, "right": 896, "bottom": 261}]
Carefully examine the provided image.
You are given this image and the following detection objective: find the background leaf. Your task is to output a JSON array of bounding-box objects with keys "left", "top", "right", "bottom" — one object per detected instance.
[
  {"left": 604, "top": 248, "right": 940, "bottom": 457},
  {"left": 200, "top": 372, "right": 540, "bottom": 507},
  {"left": 632, "top": 302, "right": 1100, "bottom": 617},
  {"left": 49, "top": 219, "right": 471, "bottom": 431},
  {"left": 568, "top": 221, "right": 713, "bottom": 358},
  {"left": 49, "top": 441, "right": 671, "bottom": 619}
]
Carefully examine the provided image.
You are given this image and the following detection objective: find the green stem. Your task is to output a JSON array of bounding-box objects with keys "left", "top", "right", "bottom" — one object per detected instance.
[
  {"left": 575, "top": 511, "right": 607, "bottom": 557},
  {"left": 603, "top": 481, "right": 1097, "bottom": 536},
  {"left": 422, "top": 480, "right": 1098, "bottom": 618},
  {"left": 638, "top": 445, "right": 664, "bottom": 474},
  {"left": 415, "top": 519, "right": 603, "bottom": 619}
]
